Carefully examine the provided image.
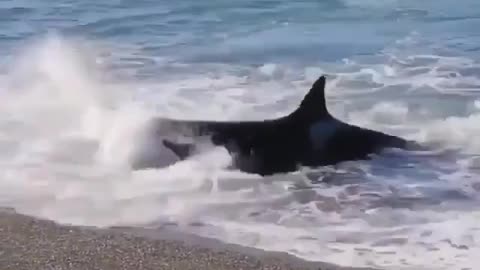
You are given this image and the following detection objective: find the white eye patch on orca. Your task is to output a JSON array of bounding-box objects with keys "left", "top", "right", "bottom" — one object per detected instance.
[{"left": 308, "top": 120, "right": 340, "bottom": 149}]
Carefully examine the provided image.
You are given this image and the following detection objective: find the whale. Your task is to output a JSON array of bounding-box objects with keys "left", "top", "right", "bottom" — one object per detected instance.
[{"left": 140, "top": 75, "right": 418, "bottom": 175}]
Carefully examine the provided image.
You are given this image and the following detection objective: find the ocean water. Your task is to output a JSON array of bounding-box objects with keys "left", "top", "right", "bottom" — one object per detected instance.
[{"left": 1, "top": 0, "right": 480, "bottom": 269}]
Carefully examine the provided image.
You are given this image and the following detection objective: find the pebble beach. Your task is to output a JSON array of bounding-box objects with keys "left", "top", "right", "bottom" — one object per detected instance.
[{"left": 0, "top": 209, "right": 374, "bottom": 270}]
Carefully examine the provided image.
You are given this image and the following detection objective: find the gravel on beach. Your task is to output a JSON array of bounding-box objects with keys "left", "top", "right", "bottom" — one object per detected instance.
[{"left": 0, "top": 209, "right": 378, "bottom": 270}]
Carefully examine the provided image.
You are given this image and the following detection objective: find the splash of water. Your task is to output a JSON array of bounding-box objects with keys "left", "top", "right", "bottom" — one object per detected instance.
[{"left": 2, "top": 34, "right": 480, "bottom": 270}]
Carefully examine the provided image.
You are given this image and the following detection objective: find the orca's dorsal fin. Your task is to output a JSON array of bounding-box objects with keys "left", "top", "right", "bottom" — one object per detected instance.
[{"left": 290, "top": 75, "right": 331, "bottom": 122}]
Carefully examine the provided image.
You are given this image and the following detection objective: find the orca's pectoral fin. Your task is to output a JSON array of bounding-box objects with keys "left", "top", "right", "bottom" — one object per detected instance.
[{"left": 162, "top": 139, "right": 196, "bottom": 160}]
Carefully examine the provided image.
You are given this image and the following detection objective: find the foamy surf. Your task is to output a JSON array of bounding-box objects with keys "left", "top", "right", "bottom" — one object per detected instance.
[{"left": 1, "top": 34, "right": 480, "bottom": 270}]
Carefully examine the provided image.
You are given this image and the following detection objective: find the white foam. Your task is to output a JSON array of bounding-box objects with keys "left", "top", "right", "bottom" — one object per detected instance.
[
  {"left": 349, "top": 102, "right": 410, "bottom": 126},
  {"left": 1, "top": 34, "right": 480, "bottom": 270}
]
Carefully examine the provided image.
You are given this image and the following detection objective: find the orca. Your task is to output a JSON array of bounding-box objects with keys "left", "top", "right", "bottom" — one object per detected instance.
[{"left": 143, "top": 75, "right": 418, "bottom": 176}]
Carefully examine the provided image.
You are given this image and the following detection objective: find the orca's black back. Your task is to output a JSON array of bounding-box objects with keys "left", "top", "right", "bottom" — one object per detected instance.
[
  {"left": 191, "top": 117, "right": 310, "bottom": 175},
  {"left": 305, "top": 124, "right": 408, "bottom": 167},
  {"left": 153, "top": 75, "right": 412, "bottom": 175}
]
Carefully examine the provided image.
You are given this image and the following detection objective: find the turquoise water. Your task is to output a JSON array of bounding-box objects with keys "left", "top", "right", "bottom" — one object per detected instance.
[{"left": 1, "top": 1, "right": 480, "bottom": 269}]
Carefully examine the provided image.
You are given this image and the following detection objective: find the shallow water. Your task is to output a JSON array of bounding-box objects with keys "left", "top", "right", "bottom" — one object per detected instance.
[{"left": 1, "top": 1, "right": 480, "bottom": 269}]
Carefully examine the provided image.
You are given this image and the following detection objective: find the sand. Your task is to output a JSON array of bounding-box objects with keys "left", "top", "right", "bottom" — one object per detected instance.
[{"left": 0, "top": 208, "right": 377, "bottom": 270}]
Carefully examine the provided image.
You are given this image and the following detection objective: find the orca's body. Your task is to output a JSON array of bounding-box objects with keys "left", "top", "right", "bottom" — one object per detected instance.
[{"left": 145, "top": 76, "right": 416, "bottom": 175}]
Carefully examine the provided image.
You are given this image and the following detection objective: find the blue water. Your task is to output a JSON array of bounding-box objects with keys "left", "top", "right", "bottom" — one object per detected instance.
[
  {"left": 1, "top": 1, "right": 480, "bottom": 269},
  {"left": 2, "top": 1, "right": 480, "bottom": 61}
]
